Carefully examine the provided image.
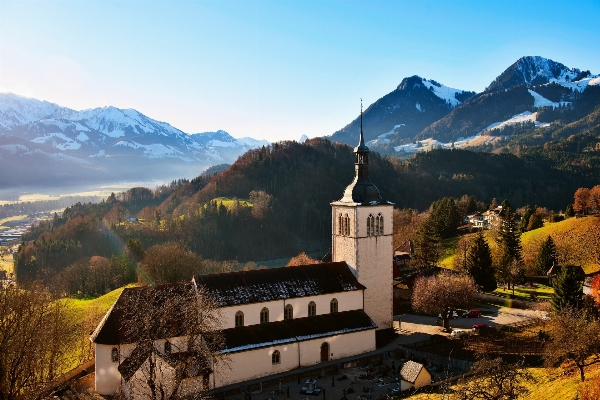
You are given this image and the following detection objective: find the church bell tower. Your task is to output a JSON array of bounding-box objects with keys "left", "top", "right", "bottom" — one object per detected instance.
[{"left": 331, "top": 101, "right": 394, "bottom": 330}]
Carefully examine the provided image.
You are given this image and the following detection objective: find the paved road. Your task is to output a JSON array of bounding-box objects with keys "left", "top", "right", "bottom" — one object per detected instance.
[{"left": 397, "top": 304, "right": 546, "bottom": 342}]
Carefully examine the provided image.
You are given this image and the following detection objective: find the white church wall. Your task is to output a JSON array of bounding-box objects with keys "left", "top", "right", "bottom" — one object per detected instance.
[
  {"left": 282, "top": 291, "right": 363, "bottom": 319},
  {"left": 95, "top": 337, "right": 188, "bottom": 396},
  {"left": 95, "top": 343, "right": 134, "bottom": 395},
  {"left": 219, "top": 291, "right": 364, "bottom": 329},
  {"left": 298, "top": 329, "right": 375, "bottom": 366},
  {"left": 213, "top": 342, "right": 300, "bottom": 387},
  {"left": 212, "top": 329, "right": 375, "bottom": 388},
  {"left": 220, "top": 299, "right": 285, "bottom": 329},
  {"left": 122, "top": 353, "right": 177, "bottom": 400}
]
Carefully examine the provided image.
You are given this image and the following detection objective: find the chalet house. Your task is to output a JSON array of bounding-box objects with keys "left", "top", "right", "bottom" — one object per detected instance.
[
  {"left": 399, "top": 360, "right": 431, "bottom": 390},
  {"left": 482, "top": 206, "right": 504, "bottom": 229},
  {"left": 91, "top": 109, "right": 395, "bottom": 398},
  {"left": 466, "top": 212, "right": 487, "bottom": 230}
]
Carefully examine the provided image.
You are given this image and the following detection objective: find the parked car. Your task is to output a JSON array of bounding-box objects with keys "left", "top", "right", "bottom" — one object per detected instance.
[
  {"left": 450, "top": 329, "right": 471, "bottom": 339},
  {"left": 472, "top": 323, "right": 489, "bottom": 330},
  {"left": 462, "top": 309, "right": 482, "bottom": 318},
  {"left": 438, "top": 310, "right": 459, "bottom": 319}
]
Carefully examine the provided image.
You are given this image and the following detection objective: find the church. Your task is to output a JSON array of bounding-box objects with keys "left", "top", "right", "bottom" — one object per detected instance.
[{"left": 90, "top": 109, "right": 394, "bottom": 397}]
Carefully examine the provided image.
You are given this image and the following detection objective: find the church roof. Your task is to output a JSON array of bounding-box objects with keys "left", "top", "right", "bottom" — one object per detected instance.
[
  {"left": 222, "top": 310, "right": 376, "bottom": 353},
  {"left": 193, "top": 262, "right": 365, "bottom": 307},
  {"left": 90, "top": 283, "right": 197, "bottom": 345}
]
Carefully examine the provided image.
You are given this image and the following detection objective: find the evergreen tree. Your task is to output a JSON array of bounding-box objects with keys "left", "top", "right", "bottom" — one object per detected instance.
[
  {"left": 465, "top": 230, "right": 496, "bottom": 291},
  {"left": 495, "top": 207, "right": 523, "bottom": 290},
  {"left": 428, "top": 197, "right": 462, "bottom": 238},
  {"left": 552, "top": 265, "right": 584, "bottom": 311},
  {"left": 500, "top": 199, "right": 512, "bottom": 211},
  {"left": 565, "top": 204, "right": 575, "bottom": 218},
  {"left": 534, "top": 236, "right": 558, "bottom": 275},
  {"left": 518, "top": 205, "right": 534, "bottom": 233},
  {"left": 410, "top": 217, "right": 443, "bottom": 270}
]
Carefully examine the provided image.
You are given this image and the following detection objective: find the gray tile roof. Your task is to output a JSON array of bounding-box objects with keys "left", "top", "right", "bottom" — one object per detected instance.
[{"left": 193, "top": 262, "right": 365, "bottom": 307}]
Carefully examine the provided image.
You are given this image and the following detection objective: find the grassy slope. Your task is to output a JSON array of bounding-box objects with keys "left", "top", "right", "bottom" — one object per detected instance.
[
  {"left": 63, "top": 285, "right": 129, "bottom": 324},
  {"left": 408, "top": 363, "right": 600, "bottom": 400},
  {"left": 520, "top": 216, "right": 600, "bottom": 274},
  {"left": 439, "top": 216, "right": 600, "bottom": 274}
]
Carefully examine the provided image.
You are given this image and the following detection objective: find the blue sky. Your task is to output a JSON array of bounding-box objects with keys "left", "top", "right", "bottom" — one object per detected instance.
[{"left": 1, "top": 0, "right": 599, "bottom": 142}]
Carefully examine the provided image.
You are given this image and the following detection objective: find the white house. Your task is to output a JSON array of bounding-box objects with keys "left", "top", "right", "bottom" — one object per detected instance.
[{"left": 91, "top": 108, "right": 394, "bottom": 398}]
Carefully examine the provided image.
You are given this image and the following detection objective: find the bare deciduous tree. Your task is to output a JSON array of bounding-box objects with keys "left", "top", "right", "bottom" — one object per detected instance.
[
  {"left": 286, "top": 252, "right": 319, "bottom": 267},
  {"left": 453, "top": 235, "right": 473, "bottom": 272},
  {"left": 411, "top": 273, "right": 476, "bottom": 331},
  {"left": 0, "top": 285, "right": 76, "bottom": 399},
  {"left": 453, "top": 355, "right": 534, "bottom": 400},
  {"left": 544, "top": 307, "right": 600, "bottom": 382},
  {"left": 115, "top": 284, "right": 228, "bottom": 399}
]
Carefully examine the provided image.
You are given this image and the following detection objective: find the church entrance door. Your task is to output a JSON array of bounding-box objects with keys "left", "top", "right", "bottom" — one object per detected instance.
[{"left": 320, "top": 343, "right": 329, "bottom": 362}]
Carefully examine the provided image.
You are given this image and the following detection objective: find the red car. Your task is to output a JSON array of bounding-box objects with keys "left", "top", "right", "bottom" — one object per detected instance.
[
  {"left": 462, "top": 309, "right": 482, "bottom": 318},
  {"left": 472, "top": 323, "right": 488, "bottom": 330}
]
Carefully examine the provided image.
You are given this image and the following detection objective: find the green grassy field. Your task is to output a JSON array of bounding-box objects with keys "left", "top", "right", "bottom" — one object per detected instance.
[
  {"left": 493, "top": 283, "right": 553, "bottom": 302},
  {"left": 63, "top": 285, "right": 133, "bottom": 324},
  {"left": 212, "top": 197, "right": 253, "bottom": 209},
  {"left": 438, "top": 216, "right": 600, "bottom": 275}
]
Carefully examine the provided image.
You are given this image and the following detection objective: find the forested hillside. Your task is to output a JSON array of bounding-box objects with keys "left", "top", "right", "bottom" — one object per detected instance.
[{"left": 14, "top": 137, "right": 600, "bottom": 287}]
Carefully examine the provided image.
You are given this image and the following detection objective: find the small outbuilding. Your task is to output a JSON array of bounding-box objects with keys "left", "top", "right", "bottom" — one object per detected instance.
[{"left": 399, "top": 360, "right": 431, "bottom": 390}]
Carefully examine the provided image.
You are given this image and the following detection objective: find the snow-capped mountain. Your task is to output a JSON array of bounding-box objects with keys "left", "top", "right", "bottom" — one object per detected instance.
[
  {"left": 329, "top": 75, "right": 476, "bottom": 146},
  {"left": 418, "top": 57, "right": 599, "bottom": 143},
  {"left": 0, "top": 93, "right": 269, "bottom": 188},
  {"left": 486, "top": 56, "right": 582, "bottom": 93}
]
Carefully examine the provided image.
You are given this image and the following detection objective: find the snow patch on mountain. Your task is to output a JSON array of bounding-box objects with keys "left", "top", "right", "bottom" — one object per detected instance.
[
  {"left": 483, "top": 111, "right": 550, "bottom": 132},
  {"left": 0, "top": 144, "right": 29, "bottom": 154},
  {"left": 298, "top": 134, "right": 309, "bottom": 143},
  {"left": 420, "top": 78, "right": 465, "bottom": 107},
  {"left": 528, "top": 90, "right": 570, "bottom": 108},
  {"left": 236, "top": 137, "right": 270, "bottom": 148},
  {"left": 415, "top": 102, "right": 422, "bottom": 112},
  {"left": 31, "top": 132, "right": 82, "bottom": 150},
  {"left": 115, "top": 141, "right": 185, "bottom": 158}
]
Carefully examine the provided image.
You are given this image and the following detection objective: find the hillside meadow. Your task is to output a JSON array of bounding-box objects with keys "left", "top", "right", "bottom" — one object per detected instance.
[
  {"left": 408, "top": 363, "right": 600, "bottom": 400},
  {"left": 440, "top": 216, "right": 600, "bottom": 274}
]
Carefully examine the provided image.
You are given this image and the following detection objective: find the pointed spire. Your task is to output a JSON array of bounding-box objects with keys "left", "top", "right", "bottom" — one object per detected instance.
[{"left": 359, "top": 98, "right": 365, "bottom": 147}]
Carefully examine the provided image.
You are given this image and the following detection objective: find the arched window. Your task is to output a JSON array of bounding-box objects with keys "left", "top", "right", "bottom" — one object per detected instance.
[
  {"left": 367, "top": 214, "right": 374, "bottom": 236},
  {"left": 337, "top": 214, "right": 342, "bottom": 235},
  {"left": 235, "top": 311, "right": 244, "bottom": 327},
  {"left": 330, "top": 298, "right": 338, "bottom": 313},
  {"left": 260, "top": 307, "right": 269, "bottom": 324},
  {"left": 272, "top": 350, "right": 281, "bottom": 365},
  {"left": 164, "top": 341, "right": 171, "bottom": 354},
  {"left": 111, "top": 347, "right": 119, "bottom": 362},
  {"left": 308, "top": 301, "right": 316, "bottom": 317},
  {"left": 377, "top": 213, "right": 384, "bottom": 235},
  {"left": 285, "top": 304, "right": 293, "bottom": 320},
  {"left": 344, "top": 214, "right": 350, "bottom": 236}
]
